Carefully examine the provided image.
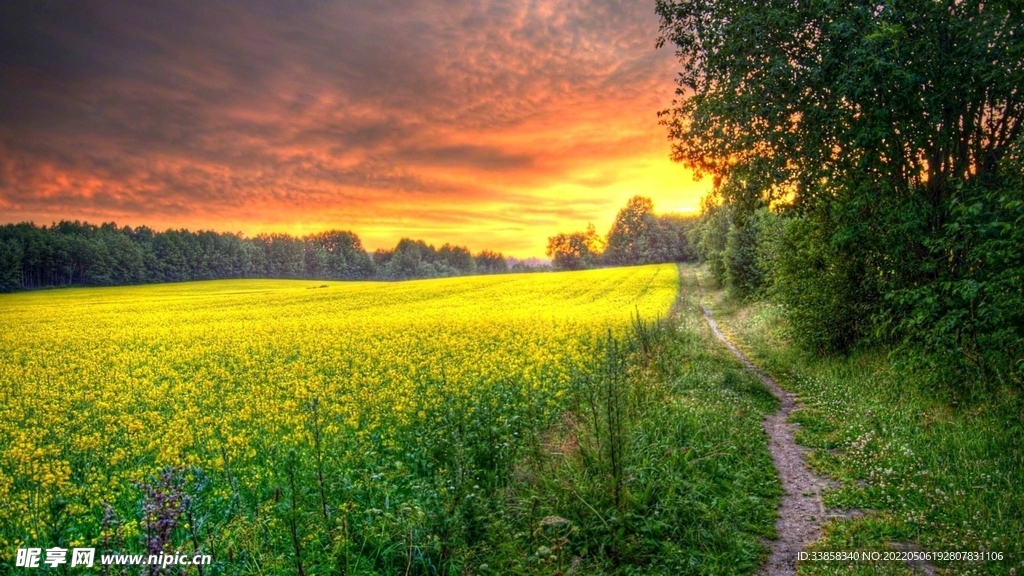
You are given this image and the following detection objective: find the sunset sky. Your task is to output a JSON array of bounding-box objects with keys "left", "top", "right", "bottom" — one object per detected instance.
[{"left": 0, "top": 0, "right": 709, "bottom": 257}]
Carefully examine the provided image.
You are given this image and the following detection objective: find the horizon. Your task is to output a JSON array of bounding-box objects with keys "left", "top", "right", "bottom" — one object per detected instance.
[
  {"left": 0, "top": 1, "right": 709, "bottom": 258},
  {"left": 4, "top": 199, "right": 701, "bottom": 260}
]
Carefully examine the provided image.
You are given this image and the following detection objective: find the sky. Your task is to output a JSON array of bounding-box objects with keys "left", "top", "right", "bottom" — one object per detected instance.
[{"left": 0, "top": 0, "right": 709, "bottom": 257}]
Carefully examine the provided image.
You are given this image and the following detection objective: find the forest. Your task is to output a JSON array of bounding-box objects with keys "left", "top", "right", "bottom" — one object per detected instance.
[{"left": 0, "top": 221, "right": 525, "bottom": 292}]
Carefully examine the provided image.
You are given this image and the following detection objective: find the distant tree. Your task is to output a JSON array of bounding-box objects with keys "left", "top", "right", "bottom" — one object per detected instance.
[
  {"left": 653, "top": 213, "right": 700, "bottom": 262},
  {"left": 510, "top": 260, "right": 550, "bottom": 273},
  {"left": 437, "top": 243, "right": 475, "bottom": 275},
  {"left": 152, "top": 231, "right": 188, "bottom": 281},
  {"left": 0, "top": 238, "right": 23, "bottom": 292},
  {"left": 306, "top": 230, "right": 374, "bottom": 279},
  {"left": 220, "top": 233, "right": 254, "bottom": 278},
  {"left": 372, "top": 248, "right": 394, "bottom": 269},
  {"left": 256, "top": 234, "right": 304, "bottom": 279},
  {"left": 127, "top": 225, "right": 161, "bottom": 282},
  {"left": 0, "top": 221, "right": 507, "bottom": 290},
  {"left": 474, "top": 250, "right": 509, "bottom": 274},
  {"left": 604, "top": 196, "right": 656, "bottom": 266},
  {"left": 603, "top": 196, "right": 697, "bottom": 265},
  {"left": 241, "top": 239, "right": 269, "bottom": 277},
  {"left": 546, "top": 226, "right": 601, "bottom": 271},
  {"left": 384, "top": 238, "right": 435, "bottom": 280}
]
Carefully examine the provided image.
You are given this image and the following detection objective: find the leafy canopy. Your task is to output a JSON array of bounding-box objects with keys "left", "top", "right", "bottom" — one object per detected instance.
[{"left": 656, "top": 0, "right": 1024, "bottom": 210}]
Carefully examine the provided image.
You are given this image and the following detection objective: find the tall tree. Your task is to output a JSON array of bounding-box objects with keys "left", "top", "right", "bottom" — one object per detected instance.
[
  {"left": 656, "top": 0, "right": 1023, "bottom": 212},
  {"left": 546, "top": 226, "right": 601, "bottom": 271},
  {"left": 604, "top": 196, "right": 656, "bottom": 265},
  {"left": 658, "top": 0, "right": 1024, "bottom": 370}
]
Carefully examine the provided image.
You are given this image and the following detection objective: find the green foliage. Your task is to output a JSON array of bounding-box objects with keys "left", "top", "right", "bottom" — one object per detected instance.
[
  {"left": 605, "top": 196, "right": 657, "bottom": 265},
  {"left": 0, "top": 222, "right": 377, "bottom": 288},
  {"left": 0, "top": 222, "right": 539, "bottom": 290},
  {"left": 254, "top": 233, "right": 306, "bottom": 278},
  {"left": 604, "top": 196, "right": 698, "bottom": 266},
  {"left": 547, "top": 225, "right": 602, "bottom": 270},
  {"left": 474, "top": 250, "right": 509, "bottom": 274},
  {"left": 657, "top": 0, "right": 1024, "bottom": 387},
  {"left": 690, "top": 196, "right": 878, "bottom": 353},
  {"left": 438, "top": 243, "right": 476, "bottom": 275},
  {"left": 883, "top": 141, "right": 1024, "bottom": 390},
  {"left": 689, "top": 201, "right": 730, "bottom": 284},
  {"left": 722, "top": 209, "right": 773, "bottom": 299},
  {"left": 656, "top": 0, "right": 1023, "bottom": 207},
  {"left": 886, "top": 183, "right": 1024, "bottom": 391},
  {"left": 751, "top": 208, "right": 784, "bottom": 292},
  {"left": 654, "top": 213, "right": 701, "bottom": 263},
  {"left": 722, "top": 223, "right": 758, "bottom": 296},
  {"left": 0, "top": 238, "right": 23, "bottom": 292},
  {"left": 510, "top": 259, "right": 552, "bottom": 273},
  {"left": 379, "top": 239, "right": 479, "bottom": 280},
  {"left": 716, "top": 296, "right": 1024, "bottom": 575},
  {"left": 304, "top": 230, "right": 375, "bottom": 279},
  {"left": 545, "top": 197, "right": 699, "bottom": 271},
  {"left": 689, "top": 200, "right": 773, "bottom": 299},
  {"left": 766, "top": 213, "right": 877, "bottom": 354}
]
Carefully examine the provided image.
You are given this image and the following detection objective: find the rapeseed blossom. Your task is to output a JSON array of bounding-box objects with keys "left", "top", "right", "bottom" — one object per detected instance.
[{"left": 0, "top": 264, "right": 677, "bottom": 558}]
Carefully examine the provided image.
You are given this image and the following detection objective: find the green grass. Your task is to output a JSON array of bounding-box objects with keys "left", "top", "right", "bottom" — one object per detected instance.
[
  {"left": 502, "top": 265, "right": 782, "bottom": 574},
  {"left": 702, "top": 271, "right": 1024, "bottom": 576}
]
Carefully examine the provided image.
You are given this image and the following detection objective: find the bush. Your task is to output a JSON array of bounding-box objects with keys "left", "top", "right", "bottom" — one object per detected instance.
[
  {"left": 768, "top": 213, "right": 876, "bottom": 354},
  {"left": 886, "top": 183, "right": 1024, "bottom": 392},
  {"left": 690, "top": 203, "right": 731, "bottom": 285},
  {"left": 723, "top": 209, "right": 776, "bottom": 299}
]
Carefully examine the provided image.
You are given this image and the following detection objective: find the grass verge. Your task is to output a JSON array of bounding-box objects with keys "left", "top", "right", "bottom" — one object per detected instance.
[
  {"left": 489, "top": 266, "right": 781, "bottom": 575},
  {"left": 702, "top": 270, "right": 1024, "bottom": 576}
]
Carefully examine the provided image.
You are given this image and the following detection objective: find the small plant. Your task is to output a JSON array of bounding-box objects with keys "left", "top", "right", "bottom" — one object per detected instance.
[
  {"left": 138, "top": 467, "right": 190, "bottom": 576},
  {"left": 571, "top": 330, "right": 633, "bottom": 512},
  {"left": 98, "top": 503, "right": 125, "bottom": 576}
]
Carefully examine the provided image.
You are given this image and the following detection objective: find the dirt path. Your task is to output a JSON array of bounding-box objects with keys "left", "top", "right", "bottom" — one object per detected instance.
[{"left": 696, "top": 287, "right": 829, "bottom": 576}]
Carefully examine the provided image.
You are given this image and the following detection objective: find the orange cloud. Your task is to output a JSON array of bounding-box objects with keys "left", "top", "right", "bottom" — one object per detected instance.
[{"left": 0, "top": 0, "right": 709, "bottom": 257}]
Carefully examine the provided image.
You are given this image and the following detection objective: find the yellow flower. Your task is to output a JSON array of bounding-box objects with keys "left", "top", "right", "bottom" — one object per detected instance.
[{"left": 0, "top": 265, "right": 676, "bottom": 547}]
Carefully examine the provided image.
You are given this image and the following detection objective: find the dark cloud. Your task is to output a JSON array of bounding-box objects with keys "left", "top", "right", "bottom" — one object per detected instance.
[
  {"left": 395, "top": 145, "right": 534, "bottom": 171},
  {"left": 0, "top": 0, "right": 705, "bottom": 255}
]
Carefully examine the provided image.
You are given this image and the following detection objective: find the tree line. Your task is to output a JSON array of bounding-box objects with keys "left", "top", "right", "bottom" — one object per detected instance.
[
  {"left": 0, "top": 221, "right": 539, "bottom": 292},
  {"left": 657, "top": 0, "right": 1023, "bottom": 391},
  {"left": 545, "top": 195, "right": 700, "bottom": 270},
  {"left": 0, "top": 195, "right": 698, "bottom": 293}
]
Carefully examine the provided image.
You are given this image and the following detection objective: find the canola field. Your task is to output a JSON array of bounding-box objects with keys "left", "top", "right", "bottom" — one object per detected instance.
[{"left": 0, "top": 264, "right": 678, "bottom": 572}]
